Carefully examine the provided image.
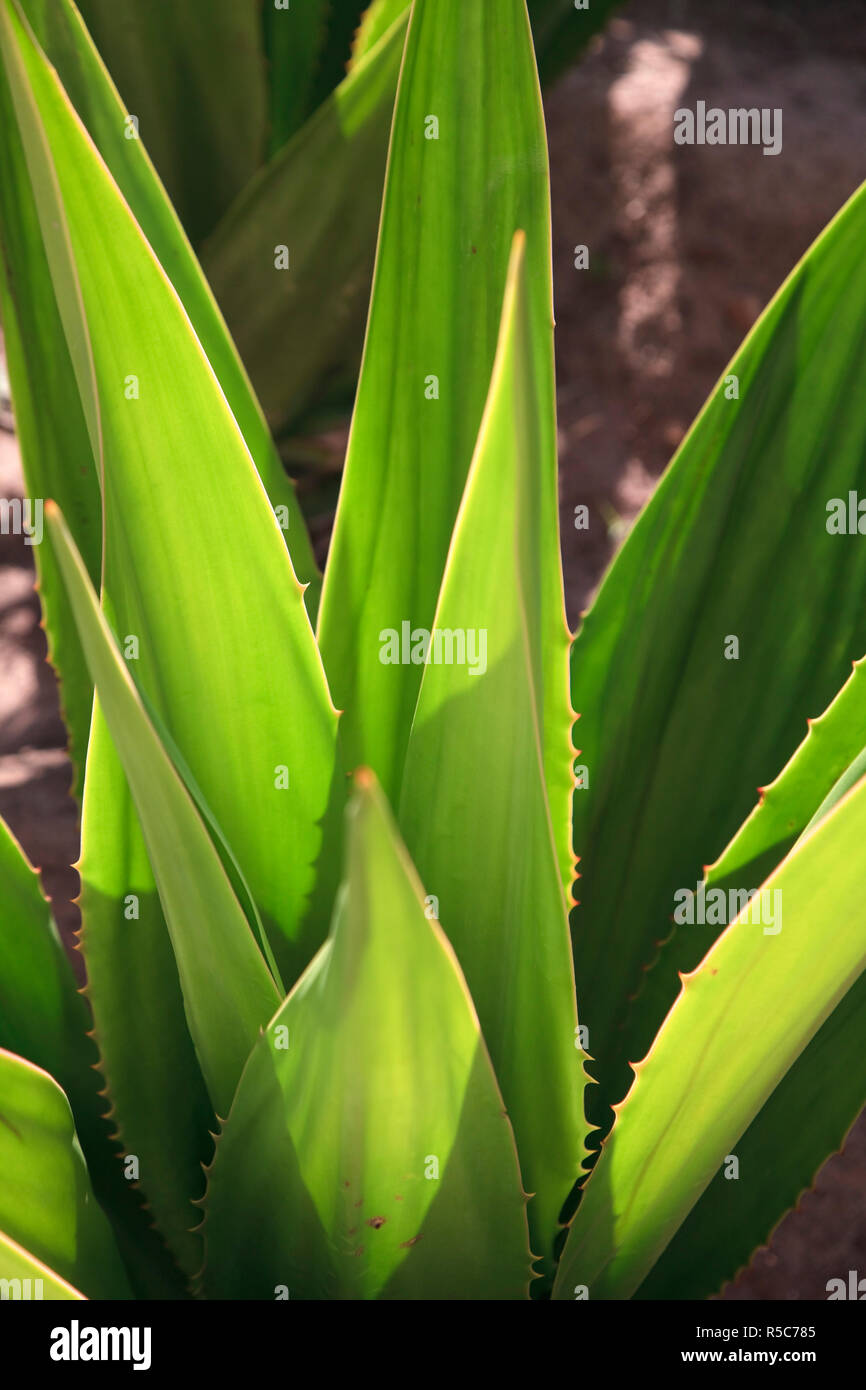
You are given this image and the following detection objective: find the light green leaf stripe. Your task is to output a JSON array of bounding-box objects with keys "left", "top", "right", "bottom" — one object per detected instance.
[
  {"left": 554, "top": 769, "right": 866, "bottom": 1300},
  {"left": 634, "top": 653, "right": 866, "bottom": 1064},
  {"left": 638, "top": 967, "right": 866, "bottom": 1299},
  {"left": 45, "top": 504, "right": 280, "bottom": 1121},
  {"left": 0, "top": 1229, "right": 86, "bottom": 1300},
  {"left": 202, "top": 772, "right": 532, "bottom": 1301},
  {"left": 400, "top": 234, "right": 586, "bottom": 1280},
  {"left": 635, "top": 659, "right": 866, "bottom": 1297},
  {"left": 351, "top": 0, "right": 405, "bottom": 60},
  {"left": 707, "top": 656, "right": 866, "bottom": 926},
  {"left": 0, "top": 1049, "right": 131, "bottom": 1299}
]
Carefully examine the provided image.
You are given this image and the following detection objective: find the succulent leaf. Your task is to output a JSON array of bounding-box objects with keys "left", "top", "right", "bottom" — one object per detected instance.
[{"left": 201, "top": 772, "right": 532, "bottom": 1301}]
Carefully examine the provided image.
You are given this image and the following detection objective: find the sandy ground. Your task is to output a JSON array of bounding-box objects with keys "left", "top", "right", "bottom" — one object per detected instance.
[{"left": 1, "top": 0, "right": 865, "bottom": 1298}]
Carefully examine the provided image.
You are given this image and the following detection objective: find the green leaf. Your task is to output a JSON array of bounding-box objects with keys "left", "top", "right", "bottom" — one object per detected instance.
[
  {"left": 0, "top": 1049, "right": 131, "bottom": 1299},
  {"left": 318, "top": 0, "right": 560, "bottom": 809},
  {"left": 398, "top": 235, "right": 586, "bottom": 1279},
  {"left": 202, "top": 9, "right": 407, "bottom": 441},
  {"left": 202, "top": 771, "right": 532, "bottom": 1301},
  {"left": 0, "top": 0, "right": 316, "bottom": 801},
  {"left": 45, "top": 504, "right": 280, "bottom": 1120},
  {"left": 264, "top": 0, "right": 369, "bottom": 153},
  {"left": 634, "top": 658, "right": 866, "bottom": 1298},
  {"left": 354, "top": 0, "right": 621, "bottom": 84},
  {"left": 569, "top": 179, "right": 866, "bottom": 1128},
  {"left": 208, "top": 0, "right": 615, "bottom": 445},
  {"left": 0, "top": 813, "right": 92, "bottom": 1096},
  {"left": 351, "top": 0, "right": 405, "bottom": 60},
  {"left": 0, "top": 10, "right": 99, "bottom": 783},
  {"left": 801, "top": 745, "right": 866, "bottom": 835},
  {"left": 0, "top": 1229, "right": 85, "bottom": 1300},
  {"left": 0, "top": 811, "right": 188, "bottom": 1298},
  {"left": 263, "top": 0, "right": 329, "bottom": 153},
  {"left": 74, "top": 0, "right": 267, "bottom": 246},
  {"left": 77, "top": 709, "right": 214, "bottom": 1281},
  {"left": 2, "top": 0, "right": 340, "bottom": 979},
  {"left": 2, "top": 0, "right": 335, "bottom": 1276},
  {"left": 304, "top": 2, "right": 371, "bottom": 114},
  {"left": 12, "top": 0, "right": 318, "bottom": 597},
  {"left": 640, "top": 654, "right": 866, "bottom": 1014},
  {"left": 637, "top": 970, "right": 866, "bottom": 1299},
  {"left": 694, "top": 656, "right": 866, "bottom": 922},
  {"left": 553, "top": 769, "right": 866, "bottom": 1301}
]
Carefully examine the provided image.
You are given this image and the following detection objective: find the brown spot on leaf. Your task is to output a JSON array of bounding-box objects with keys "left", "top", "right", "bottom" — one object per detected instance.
[
  {"left": 367, "top": 1215, "right": 386, "bottom": 1229},
  {"left": 399, "top": 1234, "right": 423, "bottom": 1249}
]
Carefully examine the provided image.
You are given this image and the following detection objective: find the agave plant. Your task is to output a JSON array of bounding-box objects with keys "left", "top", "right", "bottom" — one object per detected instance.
[{"left": 1, "top": 0, "right": 865, "bottom": 1302}]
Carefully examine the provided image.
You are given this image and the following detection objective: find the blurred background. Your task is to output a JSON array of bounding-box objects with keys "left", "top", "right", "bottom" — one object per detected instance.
[{"left": 1, "top": 0, "right": 865, "bottom": 1298}]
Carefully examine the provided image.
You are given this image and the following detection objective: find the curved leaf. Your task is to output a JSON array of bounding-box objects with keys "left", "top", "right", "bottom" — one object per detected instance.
[
  {"left": 77, "top": 709, "right": 214, "bottom": 1281},
  {"left": 570, "top": 180, "right": 866, "bottom": 1128},
  {"left": 208, "top": 0, "right": 616, "bottom": 443},
  {"left": 74, "top": 0, "right": 267, "bottom": 245},
  {"left": 0, "top": 1049, "right": 131, "bottom": 1299},
  {"left": 14, "top": 0, "right": 318, "bottom": 591},
  {"left": 0, "top": 813, "right": 92, "bottom": 1092},
  {"left": 318, "top": 0, "right": 562, "bottom": 820},
  {"left": 264, "top": 0, "right": 369, "bottom": 153},
  {"left": 637, "top": 658, "right": 866, "bottom": 1297},
  {"left": 2, "top": 0, "right": 340, "bottom": 979},
  {"left": 46, "top": 504, "right": 280, "bottom": 1120},
  {"left": 0, "top": 1229, "right": 85, "bottom": 1300},
  {"left": 399, "top": 235, "right": 586, "bottom": 1278},
  {"left": 354, "top": 0, "right": 621, "bottom": 83},
  {"left": 202, "top": 10, "right": 407, "bottom": 440},
  {"left": 263, "top": 0, "right": 328, "bottom": 154},
  {"left": 351, "top": 0, "right": 404, "bottom": 61},
  {"left": 202, "top": 772, "right": 531, "bottom": 1301},
  {"left": 0, "top": 8, "right": 99, "bottom": 781},
  {"left": 0, "top": 811, "right": 189, "bottom": 1298},
  {"left": 637, "top": 971, "right": 866, "bottom": 1299},
  {"left": 554, "top": 769, "right": 866, "bottom": 1301}
]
